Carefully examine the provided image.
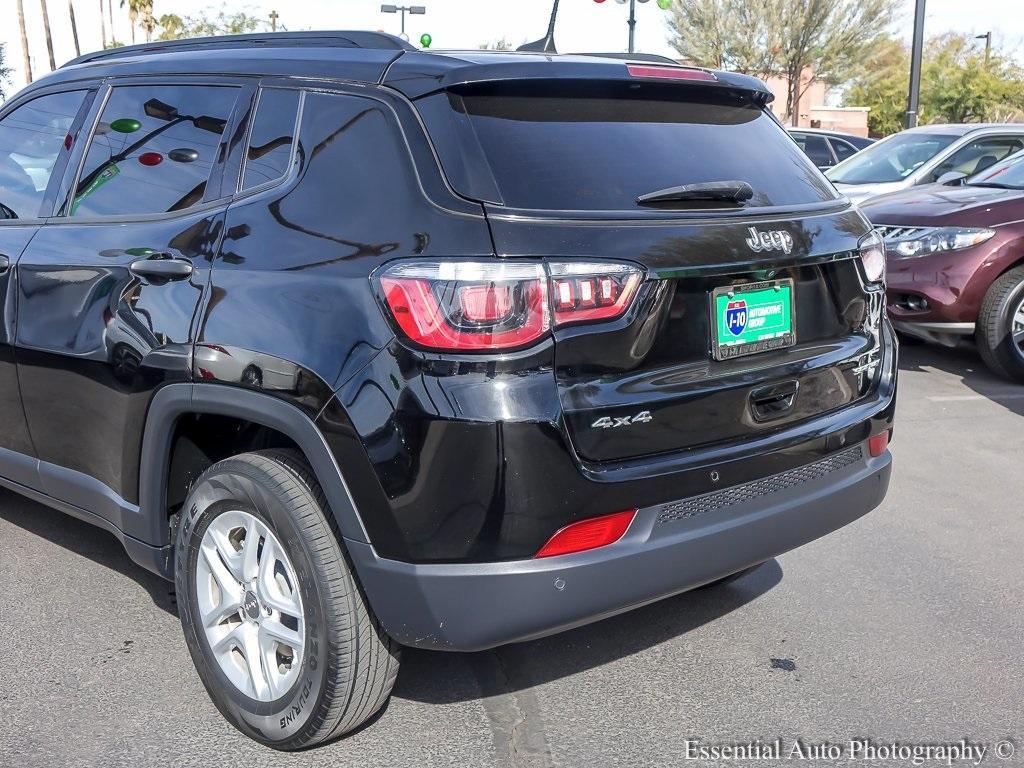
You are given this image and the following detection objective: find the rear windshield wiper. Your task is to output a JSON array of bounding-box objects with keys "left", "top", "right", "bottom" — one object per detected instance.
[{"left": 636, "top": 180, "right": 754, "bottom": 206}]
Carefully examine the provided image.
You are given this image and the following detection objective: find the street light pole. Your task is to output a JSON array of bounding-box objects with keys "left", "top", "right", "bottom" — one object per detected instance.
[
  {"left": 380, "top": 4, "right": 426, "bottom": 42},
  {"left": 975, "top": 31, "right": 992, "bottom": 65},
  {"left": 627, "top": 0, "right": 636, "bottom": 54},
  {"left": 905, "top": 0, "right": 927, "bottom": 129}
]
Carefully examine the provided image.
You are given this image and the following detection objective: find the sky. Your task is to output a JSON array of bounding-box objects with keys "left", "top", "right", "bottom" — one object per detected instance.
[{"left": 2, "top": 0, "right": 1023, "bottom": 97}]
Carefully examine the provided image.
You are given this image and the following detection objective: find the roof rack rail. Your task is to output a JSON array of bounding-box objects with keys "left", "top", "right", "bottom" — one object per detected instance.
[{"left": 63, "top": 30, "right": 416, "bottom": 68}]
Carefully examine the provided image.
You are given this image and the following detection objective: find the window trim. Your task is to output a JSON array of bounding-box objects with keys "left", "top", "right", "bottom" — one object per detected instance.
[
  {"left": 54, "top": 76, "right": 249, "bottom": 225},
  {"left": 0, "top": 84, "right": 97, "bottom": 225},
  {"left": 236, "top": 86, "right": 305, "bottom": 199}
]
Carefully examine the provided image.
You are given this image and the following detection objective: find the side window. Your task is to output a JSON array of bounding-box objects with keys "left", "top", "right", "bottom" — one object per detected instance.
[
  {"left": 0, "top": 90, "right": 87, "bottom": 220},
  {"left": 926, "top": 136, "right": 1024, "bottom": 182},
  {"left": 793, "top": 133, "right": 834, "bottom": 167},
  {"left": 71, "top": 84, "right": 239, "bottom": 218},
  {"left": 831, "top": 139, "right": 858, "bottom": 162},
  {"left": 241, "top": 88, "right": 301, "bottom": 192}
]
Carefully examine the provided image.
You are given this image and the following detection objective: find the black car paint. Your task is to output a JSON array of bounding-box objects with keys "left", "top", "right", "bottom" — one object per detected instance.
[{"left": 0, "top": 41, "right": 895, "bottom": 585}]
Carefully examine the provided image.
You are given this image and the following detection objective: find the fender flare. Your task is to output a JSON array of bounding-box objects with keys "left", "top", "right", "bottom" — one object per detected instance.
[{"left": 139, "top": 383, "right": 370, "bottom": 550}]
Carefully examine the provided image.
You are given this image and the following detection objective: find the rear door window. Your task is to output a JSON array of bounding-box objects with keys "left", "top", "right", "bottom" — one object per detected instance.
[
  {"left": 418, "top": 83, "right": 839, "bottom": 212},
  {"left": 830, "top": 139, "right": 858, "bottom": 163},
  {"left": 71, "top": 84, "right": 239, "bottom": 218},
  {"left": 793, "top": 134, "right": 834, "bottom": 167}
]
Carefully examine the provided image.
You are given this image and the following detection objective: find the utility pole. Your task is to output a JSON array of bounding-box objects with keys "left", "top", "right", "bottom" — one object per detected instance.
[
  {"left": 627, "top": 0, "right": 636, "bottom": 54},
  {"left": 380, "top": 5, "right": 426, "bottom": 42},
  {"left": 270, "top": 10, "right": 279, "bottom": 32},
  {"left": 905, "top": 0, "right": 926, "bottom": 129},
  {"left": 975, "top": 31, "right": 991, "bottom": 65}
]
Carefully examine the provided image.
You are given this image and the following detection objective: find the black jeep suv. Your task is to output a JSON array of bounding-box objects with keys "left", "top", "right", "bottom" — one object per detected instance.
[{"left": 0, "top": 32, "right": 895, "bottom": 749}]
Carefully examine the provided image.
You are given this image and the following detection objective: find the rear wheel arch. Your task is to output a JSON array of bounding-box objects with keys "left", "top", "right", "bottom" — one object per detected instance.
[{"left": 139, "top": 384, "right": 371, "bottom": 557}]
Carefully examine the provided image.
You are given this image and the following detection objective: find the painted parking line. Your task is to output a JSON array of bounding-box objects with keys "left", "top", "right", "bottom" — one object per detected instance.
[{"left": 927, "top": 393, "right": 1024, "bottom": 402}]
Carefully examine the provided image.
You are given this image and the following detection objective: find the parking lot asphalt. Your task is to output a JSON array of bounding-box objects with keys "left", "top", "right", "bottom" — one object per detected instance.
[{"left": 1, "top": 341, "right": 1022, "bottom": 768}]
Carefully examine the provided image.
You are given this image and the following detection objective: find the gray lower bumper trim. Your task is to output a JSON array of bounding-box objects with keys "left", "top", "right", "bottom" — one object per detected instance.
[
  {"left": 348, "top": 449, "right": 892, "bottom": 651},
  {"left": 892, "top": 320, "right": 975, "bottom": 346}
]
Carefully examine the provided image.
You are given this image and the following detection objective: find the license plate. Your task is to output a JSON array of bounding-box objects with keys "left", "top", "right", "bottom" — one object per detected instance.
[{"left": 711, "top": 279, "right": 796, "bottom": 361}]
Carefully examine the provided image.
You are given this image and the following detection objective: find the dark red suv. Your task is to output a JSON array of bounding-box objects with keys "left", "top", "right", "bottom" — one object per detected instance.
[{"left": 861, "top": 151, "right": 1024, "bottom": 382}]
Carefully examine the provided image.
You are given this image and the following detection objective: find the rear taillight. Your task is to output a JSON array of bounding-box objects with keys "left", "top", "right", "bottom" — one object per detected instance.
[
  {"left": 378, "top": 260, "right": 643, "bottom": 351},
  {"left": 534, "top": 509, "right": 637, "bottom": 558},
  {"left": 859, "top": 230, "right": 886, "bottom": 284},
  {"left": 868, "top": 430, "right": 890, "bottom": 457}
]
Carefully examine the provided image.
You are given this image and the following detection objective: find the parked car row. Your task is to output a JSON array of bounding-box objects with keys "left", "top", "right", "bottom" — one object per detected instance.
[{"left": 819, "top": 124, "right": 1024, "bottom": 382}]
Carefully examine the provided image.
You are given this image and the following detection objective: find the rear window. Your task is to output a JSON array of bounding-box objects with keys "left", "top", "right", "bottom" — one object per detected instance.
[{"left": 418, "top": 83, "right": 838, "bottom": 212}]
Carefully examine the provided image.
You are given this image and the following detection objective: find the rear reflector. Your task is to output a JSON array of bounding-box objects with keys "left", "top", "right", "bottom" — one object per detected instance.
[
  {"left": 534, "top": 509, "right": 637, "bottom": 558},
  {"left": 868, "top": 430, "right": 890, "bottom": 457},
  {"left": 626, "top": 64, "right": 717, "bottom": 81}
]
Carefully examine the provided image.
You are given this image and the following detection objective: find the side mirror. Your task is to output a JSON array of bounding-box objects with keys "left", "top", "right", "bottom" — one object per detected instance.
[{"left": 936, "top": 171, "right": 968, "bottom": 186}]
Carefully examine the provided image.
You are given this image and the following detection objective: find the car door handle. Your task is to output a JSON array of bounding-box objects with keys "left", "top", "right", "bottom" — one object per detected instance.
[{"left": 129, "top": 254, "right": 193, "bottom": 281}]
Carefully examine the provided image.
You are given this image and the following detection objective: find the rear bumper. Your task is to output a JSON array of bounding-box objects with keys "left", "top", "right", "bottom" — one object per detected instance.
[{"left": 349, "top": 446, "right": 891, "bottom": 651}]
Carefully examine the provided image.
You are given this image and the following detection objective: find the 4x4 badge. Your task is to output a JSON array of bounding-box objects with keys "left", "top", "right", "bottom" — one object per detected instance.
[{"left": 745, "top": 227, "right": 793, "bottom": 254}]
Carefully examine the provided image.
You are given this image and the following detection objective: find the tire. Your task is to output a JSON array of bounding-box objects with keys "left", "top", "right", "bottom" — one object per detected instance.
[
  {"left": 174, "top": 449, "right": 400, "bottom": 750},
  {"left": 977, "top": 265, "right": 1024, "bottom": 383}
]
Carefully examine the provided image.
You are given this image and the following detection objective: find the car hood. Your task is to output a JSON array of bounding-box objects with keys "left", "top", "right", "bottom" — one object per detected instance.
[
  {"left": 831, "top": 181, "right": 907, "bottom": 205},
  {"left": 858, "top": 183, "right": 1024, "bottom": 227}
]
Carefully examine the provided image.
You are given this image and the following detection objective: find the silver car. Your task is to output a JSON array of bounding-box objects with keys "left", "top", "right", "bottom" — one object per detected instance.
[{"left": 826, "top": 123, "right": 1024, "bottom": 205}]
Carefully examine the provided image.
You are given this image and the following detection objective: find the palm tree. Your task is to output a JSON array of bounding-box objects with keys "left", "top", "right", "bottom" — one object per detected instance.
[
  {"left": 17, "top": 0, "right": 32, "bottom": 83},
  {"left": 108, "top": 0, "right": 116, "bottom": 46},
  {"left": 69, "top": 0, "right": 81, "bottom": 57},
  {"left": 99, "top": 0, "right": 108, "bottom": 48},
  {"left": 121, "top": 0, "right": 152, "bottom": 45},
  {"left": 39, "top": 0, "right": 56, "bottom": 71}
]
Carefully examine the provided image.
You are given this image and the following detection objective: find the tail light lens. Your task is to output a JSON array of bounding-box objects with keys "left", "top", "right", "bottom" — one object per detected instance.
[
  {"left": 378, "top": 260, "right": 643, "bottom": 351},
  {"left": 534, "top": 509, "right": 637, "bottom": 558},
  {"left": 859, "top": 230, "right": 886, "bottom": 284},
  {"left": 868, "top": 429, "right": 890, "bottom": 457}
]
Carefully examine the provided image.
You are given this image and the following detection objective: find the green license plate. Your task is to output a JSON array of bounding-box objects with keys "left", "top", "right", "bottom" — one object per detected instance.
[{"left": 711, "top": 279, "right": 796, "bottom": 361}]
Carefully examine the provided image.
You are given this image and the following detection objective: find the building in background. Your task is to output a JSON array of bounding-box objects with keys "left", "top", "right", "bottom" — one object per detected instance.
[{"left": 762, "top": 72, "right": 870, "bottom": 138}]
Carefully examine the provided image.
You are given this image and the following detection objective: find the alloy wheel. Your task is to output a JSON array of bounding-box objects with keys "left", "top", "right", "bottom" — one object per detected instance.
[{"left": 194, "top": 510, "right": 305, "bottom": 702}]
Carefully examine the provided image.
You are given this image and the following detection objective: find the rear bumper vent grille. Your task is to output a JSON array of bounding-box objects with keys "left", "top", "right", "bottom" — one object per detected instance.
[{"left": 656, "top": 446, "right": 864, "bottom": 524}]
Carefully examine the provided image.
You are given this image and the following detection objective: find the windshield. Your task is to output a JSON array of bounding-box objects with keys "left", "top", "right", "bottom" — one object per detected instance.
[
  {"left": 826, "top": 132, "right": 958, "bottom": 185},
  {"left": 417, "top": 82, "right": 839, "bottom": 211},
  {"left": 967, "top": 149, "right": 1024, "bottom": 189}
]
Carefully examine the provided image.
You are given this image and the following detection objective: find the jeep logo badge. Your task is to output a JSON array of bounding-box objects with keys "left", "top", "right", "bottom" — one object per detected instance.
[
  {"left": 243, "top": 591, "right": 260, "bottom": 619},
  {"left": 745, "top": 227, "right": 793, "bottom": 255}
]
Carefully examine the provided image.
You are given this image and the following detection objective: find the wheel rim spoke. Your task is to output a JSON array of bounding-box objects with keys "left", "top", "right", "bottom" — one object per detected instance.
[
  {"left": 241, "top": 624, "right": 271, "bottom": 700},
  {"left": 200, "top": 540, "right": 240, "bottom": 601},
  {"left": 241, "top": 515, "right": 261, "bottom": 582},
  {"left": 194, "top": 509, "right": 305, "bottom": 703},
  {"left": 260, "top": 618, "right": 302, "bottom": 650}
]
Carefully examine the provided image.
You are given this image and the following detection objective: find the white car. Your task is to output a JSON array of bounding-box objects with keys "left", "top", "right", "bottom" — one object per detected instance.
[{"left": 826, "top": 123, "right": 1024, "bottom": 205}]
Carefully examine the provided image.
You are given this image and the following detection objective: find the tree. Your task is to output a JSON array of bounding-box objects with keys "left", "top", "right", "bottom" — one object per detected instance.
[
  {"left": 99, "top": 0, "right": 107, "bottom": 49},
  {"left": 0, "top": 44, "right": 13, "bottom": 101},
  {"left": 39, "top": 0, "right": 56, "bottom": 71},
  {"left": 17, "top": 0, "right": 32, "bottom": 84},
  {"left": 69, "top": 0, "right": 81, "bottom": 57},
  {"left": 667, "top": 0, "right": 897, "bottom": 125},
  {"left": 842, "top": 36, "right": 907, "bottom": 136},
  {"left": 846, "top": 34, "right": 1024, "bottom": 134},
  {"left": 157, "top": 7, "right": 265, "bottom": 40},
  {"left": 479, "top": 38, "right": 515, "bottom": 51}
]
